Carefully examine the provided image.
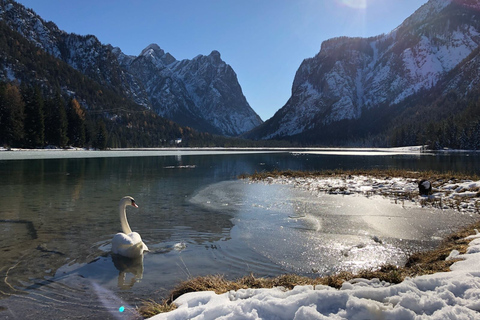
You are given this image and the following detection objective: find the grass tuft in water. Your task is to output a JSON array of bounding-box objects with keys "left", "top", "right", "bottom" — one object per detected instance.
[{"left": 137, "top": 299, "right": 177, "bottom": 318}]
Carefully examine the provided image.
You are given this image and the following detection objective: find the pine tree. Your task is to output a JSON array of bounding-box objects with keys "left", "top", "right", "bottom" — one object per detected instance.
[
  {"left": 23, "top": 86, "right": 45, "bottom": 148},
  {"left": 44, "top": 92, "right": 68, "bottom": 147},
  {"left": 0, "top": 83, "right": 25, "bottom": 147},
  {"left": 471, "top": 121, "right": 480, "bottom": 150},
  {"left": 93, "top": 118, "right": 108, "bottom": 150},
  {"left": 0, "top": 84, "right": 5, "bottom": 145},
  {"left": 458, "top": 128, "right": 470, "bottom": 150},
  {"left": 66, "top": 98, "right": 85, "bottom": 147}
]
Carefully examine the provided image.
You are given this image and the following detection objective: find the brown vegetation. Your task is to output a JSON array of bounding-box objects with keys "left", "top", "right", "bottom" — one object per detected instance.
[{"left": 239, "top": 168, "right": 479, "bottom": 183}]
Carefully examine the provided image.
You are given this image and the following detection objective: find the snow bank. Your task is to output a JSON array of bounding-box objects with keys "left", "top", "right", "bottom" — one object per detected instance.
[{"left": 153, "top": 231, "right": 480, "bottom": 319}]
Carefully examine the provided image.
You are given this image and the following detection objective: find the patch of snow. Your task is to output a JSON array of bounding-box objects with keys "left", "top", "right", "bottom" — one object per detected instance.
[
  {"left": 406, "top": 0, "right": 452, "bottom": 26},
  {"left": 4, "top": 66, "right": 16, "bottom": 81},
  {"left": 256, "top": 172, "right": 480, "bottom": 213}
]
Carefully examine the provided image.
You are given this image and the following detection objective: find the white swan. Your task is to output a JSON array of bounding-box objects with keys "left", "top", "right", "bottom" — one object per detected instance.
[{"left": 112, "top": 196, "right": 149, "bottom": 258}]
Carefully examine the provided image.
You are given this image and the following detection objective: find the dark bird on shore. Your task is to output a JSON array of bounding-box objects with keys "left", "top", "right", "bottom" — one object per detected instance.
[{"left": 418, "top": 179, "right": 432, "bottom": 196}]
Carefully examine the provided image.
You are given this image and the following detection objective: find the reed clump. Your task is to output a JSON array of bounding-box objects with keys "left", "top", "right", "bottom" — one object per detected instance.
[
  {"left": 240, "top": 168, "right": 479, "bottom": 183},
  {"left": 138, "top": 300, "right": 177, "bottom": 317}
]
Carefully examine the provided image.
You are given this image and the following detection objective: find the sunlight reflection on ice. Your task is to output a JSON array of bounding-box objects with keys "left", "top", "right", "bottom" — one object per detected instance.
[{"left": 191, "top": 180, "right": 477, "bottom": 275}]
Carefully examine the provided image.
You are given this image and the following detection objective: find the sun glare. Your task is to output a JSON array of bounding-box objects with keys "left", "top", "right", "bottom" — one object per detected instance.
[{"left": 337, "top": 0, "right": 368, "bottom": 9}]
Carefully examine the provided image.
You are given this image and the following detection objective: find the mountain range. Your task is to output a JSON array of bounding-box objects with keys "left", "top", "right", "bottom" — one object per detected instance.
[
  {"left": 245, "top": 0, "right": 480, "bottom": 147},
  {"left": 0, "top": 0, "right": 262, "bottom": 137}
]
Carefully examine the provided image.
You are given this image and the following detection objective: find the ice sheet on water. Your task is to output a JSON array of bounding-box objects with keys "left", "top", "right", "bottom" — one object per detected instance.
[{"left": 189, "top": 180, "right": 477, "bottom": 276}]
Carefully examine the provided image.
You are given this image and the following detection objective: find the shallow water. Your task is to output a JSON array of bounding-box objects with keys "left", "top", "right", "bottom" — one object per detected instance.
[{"left": 0, "top": 150, "right": 479, "bottom": 319}]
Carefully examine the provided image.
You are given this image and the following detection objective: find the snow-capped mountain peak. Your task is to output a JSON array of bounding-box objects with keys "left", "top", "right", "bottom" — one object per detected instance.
[{"left": 139, "top": 43, "right": 176, "bottom": 67}]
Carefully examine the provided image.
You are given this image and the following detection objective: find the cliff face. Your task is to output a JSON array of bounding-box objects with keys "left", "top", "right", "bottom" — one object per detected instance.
[
  {"left": 0, "top": 0, "right": 262, "bottom": 136},
  {"left": 116, "top": 45, "right": 263, "bottom": 135},
  {"left": 248, "top": 0, "right": 480, "bottom": 140}
]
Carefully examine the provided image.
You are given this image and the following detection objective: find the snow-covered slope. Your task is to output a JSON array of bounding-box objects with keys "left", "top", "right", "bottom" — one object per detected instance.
[
  {"left": 248, "top": 0, "right": 480, "bottom": 140},
  {"left": 0, "top": 0, "right": 262, "bottom": 136}
]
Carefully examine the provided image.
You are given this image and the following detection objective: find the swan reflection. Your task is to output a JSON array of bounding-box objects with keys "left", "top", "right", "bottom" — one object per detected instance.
[{"left": 111, "top": 254, "right": 144, "bottom": 289}]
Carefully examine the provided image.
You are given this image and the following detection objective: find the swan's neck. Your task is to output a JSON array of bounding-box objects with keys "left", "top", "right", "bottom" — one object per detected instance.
[{"left": 119, "top": 203, "right": 132, "bottom": 234}]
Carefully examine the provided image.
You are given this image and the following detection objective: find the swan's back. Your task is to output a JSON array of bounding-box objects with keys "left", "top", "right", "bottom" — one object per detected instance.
[{"left": 112, "top": 232, "right": 148, "bottom": 258}]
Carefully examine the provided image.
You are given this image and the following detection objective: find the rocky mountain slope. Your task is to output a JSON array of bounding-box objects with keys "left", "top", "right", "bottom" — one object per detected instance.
[
  {"left": 0, "top": 0, "right": 262, "bottom": 136},
  {"left": 247, "top": 0, "right": 480, "bottom": 141},
  {"left": 114, "top": 44, "right": 262, "bottom": 135}
]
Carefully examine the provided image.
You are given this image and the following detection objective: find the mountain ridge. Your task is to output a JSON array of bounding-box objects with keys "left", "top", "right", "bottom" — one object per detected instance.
[
  {"left": 246, "top": 0, "right": 480, "bottom": 144},
  {"left": 0, "top": 0, "right": 262, "bottom": 136}
]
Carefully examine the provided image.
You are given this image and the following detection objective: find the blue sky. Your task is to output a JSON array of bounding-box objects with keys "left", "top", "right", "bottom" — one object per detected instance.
[{"left": 16, "top": 0, "right": 428, "bottom": 121}]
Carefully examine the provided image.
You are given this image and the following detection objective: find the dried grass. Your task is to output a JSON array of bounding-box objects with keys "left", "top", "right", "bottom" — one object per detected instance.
[
  {"left": 137, "top": 299, "right": 177, "bottom": 318},
  {"left": 239, "top": 168, "right": 479, "bottom": 183}
]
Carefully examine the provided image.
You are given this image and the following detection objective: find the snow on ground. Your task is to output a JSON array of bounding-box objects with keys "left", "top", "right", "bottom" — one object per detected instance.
[
  {"left": 260, "top": 174, "right": 480, "bottom": 213},
  {"left": 152, "top": 231, "right": 480, "bottom": 319},
  {"left": 151, "top": 174, "right": 480, "bottom": 320}
]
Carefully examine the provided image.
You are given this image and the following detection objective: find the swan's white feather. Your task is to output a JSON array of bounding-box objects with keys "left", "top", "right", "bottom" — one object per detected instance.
[{"left": 112, "top": 232, "right": 148, "bottom": 258}]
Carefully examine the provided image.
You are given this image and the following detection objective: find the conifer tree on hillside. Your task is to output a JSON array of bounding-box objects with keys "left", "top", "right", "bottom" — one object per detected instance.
[
  {"left": 23, "top": 86, "right": 45, "bottom": 148},
  {"left": 93, "top": 118, "right": 108, "bottom": 150},
  {"left": 67, "top": 98, "right": 85, "bottom": 147},
  {"left": 44, "top": 91, "right": 68, "bottom": 147},
  {"left": 0, "top": 83, "right": 25, "bottom": 147}
]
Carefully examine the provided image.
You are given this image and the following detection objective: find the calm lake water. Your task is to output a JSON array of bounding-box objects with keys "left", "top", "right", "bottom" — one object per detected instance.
[{"left": 0, "top": 149, "right": 479, "bottom": 319}]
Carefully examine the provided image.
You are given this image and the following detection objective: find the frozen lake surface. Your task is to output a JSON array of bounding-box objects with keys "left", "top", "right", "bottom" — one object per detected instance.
[{"left": 0, "top": 150, "right": 479, "bottom": 318}]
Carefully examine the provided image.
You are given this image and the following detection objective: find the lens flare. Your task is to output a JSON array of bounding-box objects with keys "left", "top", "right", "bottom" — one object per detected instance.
[{"left": 337, "top": 0, "right": 368, "bottom": 9}]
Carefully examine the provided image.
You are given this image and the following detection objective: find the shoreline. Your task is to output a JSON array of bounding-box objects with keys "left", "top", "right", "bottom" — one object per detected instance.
[
  {"left": 148, "top": 224, "right": 480, "bottom": 319},
  {"left": 3, "top": 145, "right": 480, "bottom": 153},
  {"left": 0, "top": 146, "right": 432, "bottom": 161},
  {"left": 1, "top": 146, "right": 428, "bottom": 151},
  {"left": 242, "top": 169, "right": 480, "bottom": 213},
  {"left": 142, "top": 169, "right": 480, "bottom": 318}
]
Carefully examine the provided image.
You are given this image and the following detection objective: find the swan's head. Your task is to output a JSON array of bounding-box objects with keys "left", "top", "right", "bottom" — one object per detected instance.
[{"left": 120, "top": 196, "right": 138, "bottom": 208}]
